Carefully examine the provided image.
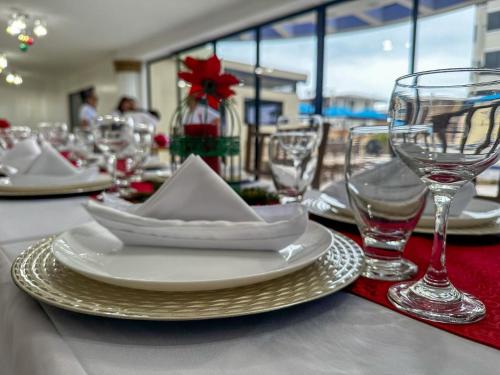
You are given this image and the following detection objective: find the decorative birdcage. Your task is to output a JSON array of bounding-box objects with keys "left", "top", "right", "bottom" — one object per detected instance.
[{"left": 169, "top": 55, "right": 242, "bottom": 182}]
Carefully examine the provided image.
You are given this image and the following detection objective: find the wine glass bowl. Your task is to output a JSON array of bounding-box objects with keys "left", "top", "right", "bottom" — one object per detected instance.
[
  {"left": 93, "top": 115, "right": 134, "bottom": 192},
  {"left": 269, "top": 131, "right": 318, "bottom": 203},
  {"left": 388, "top": 68, "right": 500, "bottom": 323}
]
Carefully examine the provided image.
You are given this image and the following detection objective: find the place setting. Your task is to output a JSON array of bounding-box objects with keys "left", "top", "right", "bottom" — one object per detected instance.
[
  {"left": 11, "top": 154, "right": 364, "bottom": 320},
  {"left": 0, "top": 125, "right": 112, "bottom": 197}
]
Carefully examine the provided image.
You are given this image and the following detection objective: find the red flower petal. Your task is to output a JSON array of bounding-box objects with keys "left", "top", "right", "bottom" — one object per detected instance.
[
  {"left": 202, "top": 55, "right": 221, "bottom": 81},
  {"left": 216, "top": 86, "right": 235, "bottom": 99},
  {"left": 178, "top": 72, "right": 198, "bottom": 84},
  {"left": 207, "top": 95, "right": 220, "bottom": 110},
  {"left": 216, "top": 73, "right": 239, "bottom": 86},
  {"left": 183, "top": 57, "right": 201, "bottom": 71}
]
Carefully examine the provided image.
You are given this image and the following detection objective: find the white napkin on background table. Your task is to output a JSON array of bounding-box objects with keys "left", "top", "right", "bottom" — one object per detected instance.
[
  {"left": 0, "top": 138, "right": 98, "bottom": 186},
  {"left": 86, "top": 155, "right": 308, "bottom": 251}
]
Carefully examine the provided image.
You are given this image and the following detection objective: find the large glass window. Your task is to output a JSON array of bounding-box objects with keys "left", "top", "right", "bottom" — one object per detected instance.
[
  {"left": 149, "top": 57, "right": 178, "bottom": 133},
  {"left": 415, "top": 1, "right": 477, "bottom": 71},
  {"left": 216, "top": 31, "right": 257, "bottom": 173},
  {"left": 324, "top": 0, "right": 412, "bottom": 125},
  {"left": 260, "top": 12, "right": 317, "bottom": 120}
]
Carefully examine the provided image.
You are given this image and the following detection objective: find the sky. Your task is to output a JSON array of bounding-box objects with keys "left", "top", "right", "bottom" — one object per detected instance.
[{"left": 215, "top": 5, "right": 476, "bottom": 107}]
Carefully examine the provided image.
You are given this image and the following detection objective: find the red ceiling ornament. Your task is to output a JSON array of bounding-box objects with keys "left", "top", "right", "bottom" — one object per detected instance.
[{"left": 177, "top": 54, "right": 239, "bottom": 110}]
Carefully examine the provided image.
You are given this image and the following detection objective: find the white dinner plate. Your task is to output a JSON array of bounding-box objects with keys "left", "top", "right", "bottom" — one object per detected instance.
[
  {"left": 52, "top": 220, "right": 333, "bottom": 291},
  {"left": 304, "top": 192, "right": 500, "bottom": 236},
  {"left": 0, "top": 173, "right": 112, "bottom": 196}
]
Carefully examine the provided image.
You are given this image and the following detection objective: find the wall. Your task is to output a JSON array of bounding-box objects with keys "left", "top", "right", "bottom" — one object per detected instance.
[
  {"left": 149, "top": 58, "right": 178, "bottom": 133},
  {"left": 0, "top": 77, "right": 64, "bottom": 127},
  {"left": 52, "top": 56, "right": 119, "bottom": 124},
  {"left": 0, "top": 57, "right": 120, "bottom": 128}
]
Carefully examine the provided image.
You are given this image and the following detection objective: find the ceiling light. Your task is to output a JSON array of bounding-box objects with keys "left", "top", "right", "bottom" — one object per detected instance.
[
  {"left": 33, "top": 19, "right": 47, "bottom": 37},
  {"left": 0, "top": 54, "right": 7, "bottom": 70},
  {"left": 382, "top": 39, "right": 393, "bottom": 52},
  {"left": 6, "top": 13, "right": 27, "bottom": 36},
  {"left": 6, "top": 72, "right": 22, "bottom": 85},
  {"left": 13, "top": 74, "right": 22, "bottom": 85},
  {"left": 6, "top": 73, "right": 15, "bottom": 84}
]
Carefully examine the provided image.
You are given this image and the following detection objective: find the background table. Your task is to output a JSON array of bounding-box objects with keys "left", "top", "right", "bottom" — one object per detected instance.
[{"left": 0, "top": 197, "right": 498, "bottom": 375}]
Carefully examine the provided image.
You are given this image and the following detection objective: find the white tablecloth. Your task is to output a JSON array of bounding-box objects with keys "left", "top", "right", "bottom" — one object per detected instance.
[{"left": 0, "top": 198, "right": 498, "bottom": 375}]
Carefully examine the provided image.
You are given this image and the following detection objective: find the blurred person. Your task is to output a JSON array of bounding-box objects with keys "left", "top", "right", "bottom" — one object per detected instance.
[{"left": 79, "top": 88, "right": 98, "bottom": 129}]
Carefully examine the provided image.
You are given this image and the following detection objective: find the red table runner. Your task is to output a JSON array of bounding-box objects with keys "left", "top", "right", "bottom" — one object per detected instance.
[{"left": 338, "top": 230, "right": 500, "bottom": 350}]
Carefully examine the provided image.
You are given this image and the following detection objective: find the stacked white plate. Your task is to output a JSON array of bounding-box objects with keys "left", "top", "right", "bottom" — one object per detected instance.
[
  {"left": 52, "top": 220, "right": 335, "bottom": 291},
  {"left": 304, "top": 190, "right": 500, "bottom": 236}
]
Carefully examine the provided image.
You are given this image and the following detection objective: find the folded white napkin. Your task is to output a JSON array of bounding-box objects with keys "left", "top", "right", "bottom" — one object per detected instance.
[
  {"left": 323, "top": 166, "right": 475, "bottom": 217},
  {"left": 1, "top": 138, "right": 98, "bottom": 186},
  {"left": 85, "top": 155, "right": 308, "bottom": 251}
]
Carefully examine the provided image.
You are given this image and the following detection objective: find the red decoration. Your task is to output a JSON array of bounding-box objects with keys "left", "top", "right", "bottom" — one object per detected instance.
[
  {"left": 27, "top": 37, "right": 34, "bottom": 46},
  {"left": 184, "top": 123, "right": 220, "bottom": 173},
  {"left": 153, "top": 133, "right": 169, "bottom": 148},
  {"left": 312, "top": 213, "right": 500, "bottom": 350},
  {"left": 178, "top": 55, "right": 239, "bottom": 109},
  {"left": 0, "top": 119, "right": 11, "bottom": 129}
]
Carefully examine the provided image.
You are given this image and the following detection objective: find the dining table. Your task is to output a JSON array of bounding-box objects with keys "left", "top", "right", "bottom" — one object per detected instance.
[{"left": 0, "top": 195, "right": 499, "bottom": 375}]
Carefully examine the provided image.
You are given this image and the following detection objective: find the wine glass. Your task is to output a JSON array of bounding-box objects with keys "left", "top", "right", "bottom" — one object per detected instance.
[
  {"left": 129, "top": 122, "right": 154, "bottom": 181},
  {"left": 37, "top": 122, "right": 69, "bottom": 150},
  {"left": 269, "top": 131, "right": 318, "bottom": 203},
  {"left": 93, "top": 115, "right": 134, "bottom": 192},
  {"left": 277, "top": 115, "right": 323, "bottom": 146},
  {"left": 388, "top": 68, "right": 500, "bottom": 323},
  {"left": 346, "top": 125, "right": 427, "bottom": 281}
]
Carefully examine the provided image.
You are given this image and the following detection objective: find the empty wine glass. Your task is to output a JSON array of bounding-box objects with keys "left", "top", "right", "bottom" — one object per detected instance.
[
  {"left": 269, "top": 131, "right": 318, "bottom": 203},
  {"left": 93, "top": 115, "right": 134, "bottom": 192},
  {"left": 345, "top": 125, "right": 427, "bottom": 280},
  {"left": 68, "top": 129, "right": 95, "bottom": 167},
  {"left": 130, "top": 122, "right": 154, "bottom": 181},
  {"left": 388, "top": 68, "right": 500, "bottom": 323},
  {"left": 277, "top": 115, "right": 323, "bottom": 146},
  {"left": 37, "top": 122, "right": 69, "bottom": 150}
]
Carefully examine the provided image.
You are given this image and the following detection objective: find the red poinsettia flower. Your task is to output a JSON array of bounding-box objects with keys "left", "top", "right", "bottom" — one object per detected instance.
[
  {"left": 0, "top": 119, "right": 11, "bottom": 129},
  {"left": 178, "top": 54, "right": 239, "bottom": 109}
]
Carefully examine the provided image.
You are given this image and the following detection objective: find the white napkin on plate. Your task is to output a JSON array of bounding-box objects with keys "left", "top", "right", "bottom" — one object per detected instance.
[
  {"left": 1, "top": 138, "right": 98, "bottom": 186},
  {"left": 85, "top": 155, "right": 308, "bottom": 251}
]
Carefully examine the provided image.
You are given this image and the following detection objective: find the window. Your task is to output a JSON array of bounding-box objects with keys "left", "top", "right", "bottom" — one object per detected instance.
[
  {"left": 487, "top": 10, "right": 500, "bottom": 30},
  {"left": 244, "top": 99, "right": 282, "bottom": 125},
  {"left": 149, "top": 58, "right": 178, "bottom": 133},
  {"left": 415, "top": 3, "right": 476, "bottom": 71},
  {"left": 260, "top": 12, "right": 317, "bottom": 118},
  {"left": 324, "top": 0, "right": 412, "bottom": 124},
  {"left": 216, "top": 30, "right": 257, "bottom": 126},
  {"left": 485, "top": 50, "right": 500, "bottom": 68}
]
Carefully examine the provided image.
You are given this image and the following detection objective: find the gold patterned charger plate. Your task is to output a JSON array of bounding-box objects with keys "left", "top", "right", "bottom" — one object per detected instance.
[
  {"left": 11, "top": 231, "right": 364, "bottom": 320},
  {"left": 0, "top": 175, "right": 112, "bottom": 197}
]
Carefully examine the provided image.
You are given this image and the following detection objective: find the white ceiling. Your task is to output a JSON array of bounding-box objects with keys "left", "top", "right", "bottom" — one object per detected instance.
[{"left": 0, "top": 0, "right": 262, "bottom": 76}]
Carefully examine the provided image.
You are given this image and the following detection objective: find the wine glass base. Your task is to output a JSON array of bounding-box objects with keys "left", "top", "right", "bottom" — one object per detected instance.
[
  {"left": 388, "top": 280, "right": 486, "bottom": 324},
  {"left": 362, "top": 256, "right": 417, "bottom": 281}
]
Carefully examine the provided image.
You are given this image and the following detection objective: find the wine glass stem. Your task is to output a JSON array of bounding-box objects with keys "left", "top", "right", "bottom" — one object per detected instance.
[
  {"left": 423, "top": 193, "right": 453, "bottom": 288},
  {"left": 108, "top": 154, "right": 118, "bottom": 187}
]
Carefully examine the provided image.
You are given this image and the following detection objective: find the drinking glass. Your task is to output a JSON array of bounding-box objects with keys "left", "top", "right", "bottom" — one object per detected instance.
[
  {"left": 346, "top": 125, "right": 427, "bottom": 280},
  {"left": 277, "top": 115, "right": 323, "bottom": 145},
  {"left": 129, "top": 122, "right": 154, "bottom": 181},
  {"left": 93, "top": 115, "right": 134, "bottom": 192},
  {"left": 68, "top": 129, "right": 95, "bottom": 167},
  {"left": 269, "top": 131, "right": 318, "bottom": 203},
  {"left": 38, "top": 122, "right": 69, "bottom": 150},
  {"left": 388, "top": 68, "right": 500, "bottom": 323}
]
